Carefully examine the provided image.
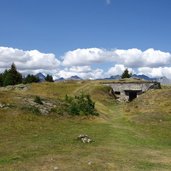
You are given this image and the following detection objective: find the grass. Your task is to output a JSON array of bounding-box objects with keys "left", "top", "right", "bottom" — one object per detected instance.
[{"left": 0, "top": 81, "right": 171, "bottom": 170}]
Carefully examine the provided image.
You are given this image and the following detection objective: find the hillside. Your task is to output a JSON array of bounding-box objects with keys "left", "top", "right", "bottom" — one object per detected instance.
[{"left": 0, "top": 81, "right": 171, "bottom": 171}]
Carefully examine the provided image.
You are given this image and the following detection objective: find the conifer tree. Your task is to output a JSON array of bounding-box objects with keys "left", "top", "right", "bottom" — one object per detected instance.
[
  {"left": 45, "top": 74, "right": 54, "bottom": 82},
  {"left": 3, "top": 63, "right": 22, "bottom": 86},
  {"left": 121, "top": 69, "right": 132, "bottom": 79}
]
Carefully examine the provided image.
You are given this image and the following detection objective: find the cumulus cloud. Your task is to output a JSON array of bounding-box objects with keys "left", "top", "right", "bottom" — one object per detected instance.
[
  {"left": 54, "top": 66, "right": 104, "bottom": 80},
  {"left": 1, "top": 46, "right": 171, "bottom": 80},
  {"left": 107, "top": 64, "right": 134, "bottom": 76},
  {"left": 0, "top": 47, "right": 60, "bottom": 75},
  {"left": 62, "top": 48, "right": 171, "bottom": 68},
  {"left": 69, "top": 66, "right": 92, "bottom": 73},
  {"left": 138, "top": 67, "right": 171, "bottom": 79},
  {"left": 62, "top": 48, "right": 113, "bottom": 66}
]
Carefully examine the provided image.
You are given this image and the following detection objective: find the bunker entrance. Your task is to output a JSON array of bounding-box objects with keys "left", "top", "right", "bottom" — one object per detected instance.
[{"left": 125, "top": 90, "right": 142, "bottom": 101}]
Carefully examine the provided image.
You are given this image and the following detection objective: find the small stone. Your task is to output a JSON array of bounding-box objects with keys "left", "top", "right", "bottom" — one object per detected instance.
[
  {"left": 77, "top": 134, "right": 92, "bottom": 143},
  {"left": 54, "top": 166, "right": 59, "bottom": 170},
  {"left": 88, "top": 161, "right": 92, "bottom": 165}
]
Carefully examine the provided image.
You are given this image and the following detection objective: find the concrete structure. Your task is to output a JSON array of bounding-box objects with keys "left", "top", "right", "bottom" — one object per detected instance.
[{"left": 105, "top": 80, "right": 161, "bottom": 102}]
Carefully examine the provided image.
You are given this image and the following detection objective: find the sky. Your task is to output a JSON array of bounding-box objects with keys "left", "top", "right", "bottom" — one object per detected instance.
[{"left": 0, "top": 0, "right": 171, "bottom": 79}]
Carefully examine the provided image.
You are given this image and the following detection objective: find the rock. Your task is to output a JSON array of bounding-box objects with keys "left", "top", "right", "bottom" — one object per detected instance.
[
  {"left": 0, "top": 103, "right": 5, "bottom": 108},
  {"left": 0, "top": 103, "right": 10, "bottom": 109},
  {"left": 54, "top": 166, "right": 59, "bottom": 170},
  {"left": 77, "top": 134, "right": 92, "bottom": 143},
  {"left": 0, "top": 84, "right": 29, "bottom": 91},
  {"left": 22, "top": 97, "right": 56, "bottom": 115},
  {"left": 78, "top": 134, "right": 88, "bottom": 139},
  {"left": 88, "top": 161, "right": 92, "bottom": 165},
  {"left": 14, "top": 84, "right": 29, "bottom": 91}
]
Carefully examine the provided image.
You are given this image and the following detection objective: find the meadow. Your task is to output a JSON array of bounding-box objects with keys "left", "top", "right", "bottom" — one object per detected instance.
[{"left": 0, "top": 81, "right": 171, "bottom": 171}]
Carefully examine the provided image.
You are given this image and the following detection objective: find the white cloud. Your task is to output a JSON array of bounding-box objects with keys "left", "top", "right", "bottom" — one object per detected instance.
[
  {"left": 69, "top": 66, "right": 92, "bottom": 73},
  {"left": 107, "top": 64, "right": 134, "bottom": 76},
  {"left": 54, "top": 66, "right": 104, "bottom": 80},
  {"left": 0, "top": 47, "right": 60, "bottom": 75},
  {"left": 62, "top": 48, "right": 113, "bottom": 66},
  {"left": 1, "top": 46, "right": 171, "bottom": 80},
  {"left": 62, "top": 48, "right": 171, "bottom": 68},
  {"left": 138, "top": 67, "right": 171, "bottom": 79}
]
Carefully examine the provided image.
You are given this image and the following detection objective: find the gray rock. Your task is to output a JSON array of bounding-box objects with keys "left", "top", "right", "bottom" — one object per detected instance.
[
  {"left": 0, "top": 103, "right": 10, "bottom": 109},
  {"left": 77, "top": 134, "right": 92, "bottom": 143},
  {"left": 22, "top": 97, "right": 56, "bottom": 115}
]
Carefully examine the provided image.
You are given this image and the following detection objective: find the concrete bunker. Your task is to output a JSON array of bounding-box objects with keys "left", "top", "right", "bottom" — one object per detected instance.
[{"left": 105, "top": 80, "right": 161, "bottom": 102}]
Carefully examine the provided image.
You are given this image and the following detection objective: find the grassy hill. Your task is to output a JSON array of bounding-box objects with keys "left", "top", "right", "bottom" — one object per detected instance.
[{"left": 0, "top": 81, "right": 171, "bottom": 171}]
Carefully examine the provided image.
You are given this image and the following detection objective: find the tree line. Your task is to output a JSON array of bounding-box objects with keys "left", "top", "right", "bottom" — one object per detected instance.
[
  {"left": 0, "top": 63, "right": 54, "bottom": 87},
  {"left": 0, "top": 63, "right": 132, "bottom": 87}
]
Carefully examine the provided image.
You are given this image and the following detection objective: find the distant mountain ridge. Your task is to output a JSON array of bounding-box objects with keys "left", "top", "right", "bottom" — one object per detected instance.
[
  {"left": 68, "top": 75, "right": 82, "bottom": 80},
  {"left": 103, "top": 74, "right": 171, "bottom": 84},
  {"left": 155, "top": 76, "right": 171, "bottom": 85},
  {"left": 35, "top": 72, "right": 171, "bottom": 84},
  {"left": 132, "top": 74, "right": 154, "bottom": 81}
]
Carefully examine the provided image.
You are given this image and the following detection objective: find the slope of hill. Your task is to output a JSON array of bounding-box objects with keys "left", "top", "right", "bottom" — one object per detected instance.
[{"left": 0, "top": 81, "right": 170, "bottom": 171}]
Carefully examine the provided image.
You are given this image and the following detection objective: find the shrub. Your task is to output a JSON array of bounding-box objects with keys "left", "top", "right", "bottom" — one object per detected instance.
[
  {"left": 65, "top": 93, "right": 98, "bottom": 116},
  {"left": 34, "top": 96, "right": 43, "bottom": 105}
]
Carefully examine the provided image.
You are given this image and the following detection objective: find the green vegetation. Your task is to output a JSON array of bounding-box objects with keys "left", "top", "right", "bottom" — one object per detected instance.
[
  {"left": 0, "top": 81, "right": 170, "bottom": 171},
  {"left": 0, "top": 63, "right": 22, "bottom": 86},
  {"left": 34, "top": 96, "right": 43, "bottom": 105},
  {"left": 23, "top": 74, "right": 40, "bottom": 84},
  {"left": 121, "top": 68, "right": 132, "bottom": 78},
  {"left": 64, "top": 93, "right": 98, "bottom": 116},
  {"left": 45, "top": 74, "right": 54, "bottom": 82}
]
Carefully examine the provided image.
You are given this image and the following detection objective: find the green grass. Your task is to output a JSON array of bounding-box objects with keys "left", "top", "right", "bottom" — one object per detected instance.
[{"left": 0, "top": 81, "right": 171, "bottom": 171}]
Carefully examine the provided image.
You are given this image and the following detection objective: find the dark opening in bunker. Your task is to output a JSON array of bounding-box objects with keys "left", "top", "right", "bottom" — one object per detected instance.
[
  {"left": 125, "top": 90, "right": 142, "bottom": 101},
  {"left": 114, "top": 91, "right": 120, "bottom": 95}
]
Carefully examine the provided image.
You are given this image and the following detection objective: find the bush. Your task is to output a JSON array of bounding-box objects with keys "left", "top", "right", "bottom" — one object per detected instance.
[
  {"left": 34, "top": 96, "right": 43, "bottom": 105},
  {"left": 64, "top": 93, "right": 98, "bottom": 116}
]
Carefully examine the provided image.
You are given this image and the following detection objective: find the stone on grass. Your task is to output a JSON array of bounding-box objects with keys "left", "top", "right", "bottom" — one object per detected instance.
[{"left": 77, "top": 134, "right": 92, "bottom": 143}]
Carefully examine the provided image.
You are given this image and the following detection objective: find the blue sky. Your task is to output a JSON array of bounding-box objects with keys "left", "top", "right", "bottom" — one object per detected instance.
[{"left": 0, "top": 0, "right": 171, "bottom": 79}]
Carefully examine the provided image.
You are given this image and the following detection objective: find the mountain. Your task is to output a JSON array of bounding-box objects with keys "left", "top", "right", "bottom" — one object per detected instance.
[
  {"left": 97, "top": 75, "right": 121, "bottom": 80},
  {"left": 35, "top": 73, "right": 45, "bottom": 82},
  {"left": 132, "top": 74, "right": 154, "bottom": 81},
  {"left": 156, "top": 76, "right": 171, "bottom": 85},
  {"left": 55, "top": 77, "right": 65, "bottom": 82},
  {"left": 108, "top": 75, "right": 121, "bottom": 80},
  {"left": 67, "top": 75, "right": 82, "bottom": 80}
]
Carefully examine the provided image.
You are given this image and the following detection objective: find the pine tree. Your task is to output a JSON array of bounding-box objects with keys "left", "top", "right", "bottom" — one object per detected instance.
[
  {"left": 45, "top": 74, "right": 54, "bottom": 82},
  {"left": 0, "top": 73, "right": 3, "bottom": 87},
  {"left": 3, "top": 63, "right": 22, "bottom": 86},
  {"left": 23, "top": 74, "right": 40, "bottom": 84},
  {"left": 121, "top": 69, "right": 132, "bottom": 79}
]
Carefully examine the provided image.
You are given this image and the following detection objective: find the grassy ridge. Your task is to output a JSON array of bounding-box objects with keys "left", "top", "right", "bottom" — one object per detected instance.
[{"left": 0, "top": 81, "right": 171, "bottom": 171}]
